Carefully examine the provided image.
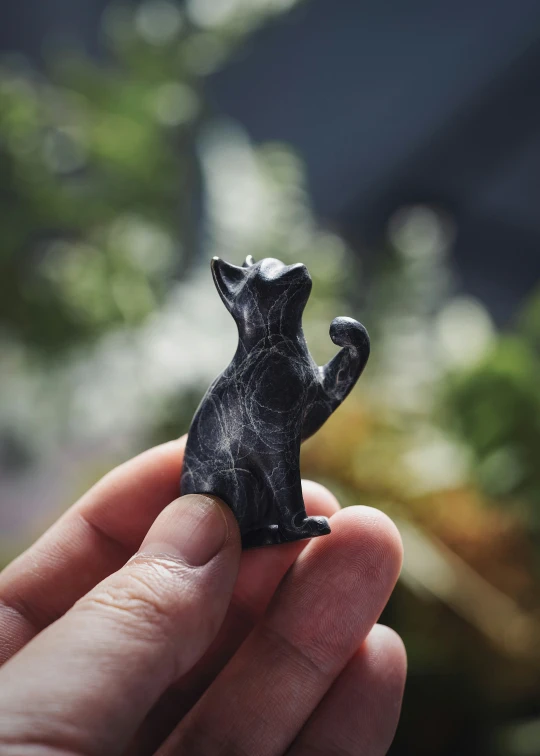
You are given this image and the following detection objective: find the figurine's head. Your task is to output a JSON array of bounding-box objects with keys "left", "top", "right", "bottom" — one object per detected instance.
[{"left": 211, "top": 255, "right": 312, "bottom": 331}]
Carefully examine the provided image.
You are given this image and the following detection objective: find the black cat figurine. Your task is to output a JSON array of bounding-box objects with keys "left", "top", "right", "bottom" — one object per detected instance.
[{"left": 181, "top": 255, "right": 370, "bottom": 548}]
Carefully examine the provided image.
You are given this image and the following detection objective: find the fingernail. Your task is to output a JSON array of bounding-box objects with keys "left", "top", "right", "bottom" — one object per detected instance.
[{"left": 140, "top": 495, "right": 229, "bottom": 567}]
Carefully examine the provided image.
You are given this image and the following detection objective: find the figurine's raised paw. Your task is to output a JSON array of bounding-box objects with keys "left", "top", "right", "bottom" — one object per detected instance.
[{"left": 330, "top": 316, "right": 370, "bottom": 351}]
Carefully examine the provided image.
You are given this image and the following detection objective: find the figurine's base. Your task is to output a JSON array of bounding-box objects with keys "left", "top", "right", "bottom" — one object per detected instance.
[{"left": 241, "top": 516, "right": 331, "bottom": 549}]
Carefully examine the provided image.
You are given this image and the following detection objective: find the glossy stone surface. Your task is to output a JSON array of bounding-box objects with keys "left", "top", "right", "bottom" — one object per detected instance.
[{"left": 181, "top": 256, "right": 370, "bottom": 548}]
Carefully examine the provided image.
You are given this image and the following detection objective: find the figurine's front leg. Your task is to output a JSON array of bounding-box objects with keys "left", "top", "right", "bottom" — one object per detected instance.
[
  {"left": 272, "top": 466, "right": 331, "bottom": 543},
  {"left": 302, "top": 317, "right": 370, "bottom": 441}
]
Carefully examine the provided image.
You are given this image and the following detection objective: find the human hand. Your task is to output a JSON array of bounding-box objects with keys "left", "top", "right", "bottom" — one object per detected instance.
[{"left": 0, "top": 437, "right": 405, "bottom": 755}]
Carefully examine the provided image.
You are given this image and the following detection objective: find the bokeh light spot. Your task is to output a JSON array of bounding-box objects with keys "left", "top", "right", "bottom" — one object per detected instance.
[{"left": 135, "top": 0, "right": 183, "bottom": 45}]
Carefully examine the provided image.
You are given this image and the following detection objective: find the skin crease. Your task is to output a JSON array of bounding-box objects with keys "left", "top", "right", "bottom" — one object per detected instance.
[{"left": 0, "top": 437, "right": 406, "bottom": 756}]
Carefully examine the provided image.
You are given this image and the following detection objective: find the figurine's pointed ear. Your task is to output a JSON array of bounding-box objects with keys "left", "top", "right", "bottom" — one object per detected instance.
[
  {"left": 211, "top": 257, "right": 247, "bottom": 311},
  {"left": 242, "top": 255, "right": 255, "bottom": 268}
]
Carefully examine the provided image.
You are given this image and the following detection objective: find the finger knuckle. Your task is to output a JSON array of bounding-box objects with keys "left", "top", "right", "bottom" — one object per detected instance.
[{"left": 78, "top": 556, "right": 193, "bottom": 641}]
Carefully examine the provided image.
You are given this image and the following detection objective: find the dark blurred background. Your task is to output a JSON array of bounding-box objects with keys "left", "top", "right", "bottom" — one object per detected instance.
[{"left": 1, "top": 1, "right": 540, "bottom": 754}]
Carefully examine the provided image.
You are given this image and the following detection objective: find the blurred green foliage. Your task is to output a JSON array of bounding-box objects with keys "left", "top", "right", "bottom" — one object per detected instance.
[
  {"left": 0, "top": 54, "right": 190, "bottom": 350},
  {"left": 0, "top": 0, "right": 305, "bottom": 354},
  {"left": 445, "top": 311, "right": 540, "bottom": 524}
]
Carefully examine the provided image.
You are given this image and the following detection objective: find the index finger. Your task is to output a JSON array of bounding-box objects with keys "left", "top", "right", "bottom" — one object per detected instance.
[{"left": 0, "top": 437, "right": 186, "bottom": 665}]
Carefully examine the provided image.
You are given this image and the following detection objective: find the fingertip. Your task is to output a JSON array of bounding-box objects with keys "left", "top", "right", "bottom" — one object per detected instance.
[
  {"left": 211, "top": 496, "right": 242, "bottom": 556},
  {"left": 358, "top": 624, "right": 408, "bottom": 733},
  {"left": 302, "top": 506, "right": 402, "bottom": 607},
  {"left": 118, "top": 435, "right": 187, "bottom": 478},
  {"left": 366, "top": 624, "right": 408, "bottom": 684},
  {"left": 139, "top": 494, "right": 240, "bottom": 568},
  {"left": 332, "top": 505, "right": 403, "bottom": 582},
  {"left": 301, "top": 480, "right": 341, "bottom": 518}
]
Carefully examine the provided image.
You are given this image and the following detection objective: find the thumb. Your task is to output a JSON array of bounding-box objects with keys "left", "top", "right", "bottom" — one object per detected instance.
[{"left": 0, "top": 494, "right": 241, "bottom": 756}]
